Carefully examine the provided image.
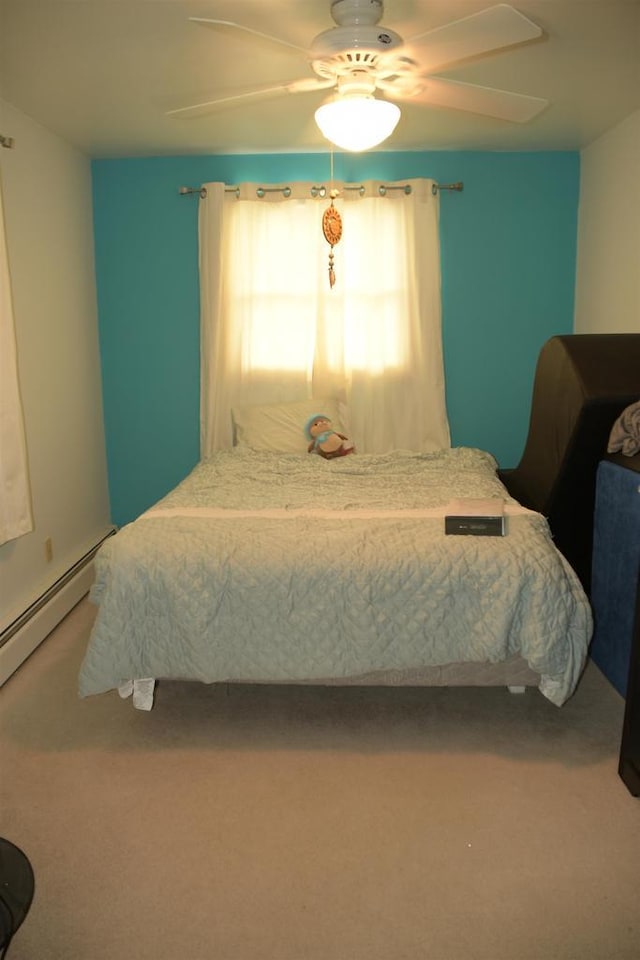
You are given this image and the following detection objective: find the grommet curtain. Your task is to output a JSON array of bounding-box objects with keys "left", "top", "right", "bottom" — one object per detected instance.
[{"left": 198, "top": 178, "right": 450, "bottom": 456}]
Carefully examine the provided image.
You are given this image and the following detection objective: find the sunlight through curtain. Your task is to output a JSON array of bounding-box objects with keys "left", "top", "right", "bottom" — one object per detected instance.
[
  {"left": 0, "top": 167, "right": 33, "bottom": 545},
  {"left": 199, "top": 178, "right": 450, "bottom": 456}
]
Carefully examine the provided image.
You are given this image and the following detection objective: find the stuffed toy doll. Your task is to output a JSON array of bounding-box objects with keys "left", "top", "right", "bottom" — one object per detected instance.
[{"left": 305, "top": 413, "right": 355, "bottom": 460}]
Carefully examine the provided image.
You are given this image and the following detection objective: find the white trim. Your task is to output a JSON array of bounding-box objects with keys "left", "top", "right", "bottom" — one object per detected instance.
[{"left": 0, "top": 529, "right": 115, "bottom": 685}]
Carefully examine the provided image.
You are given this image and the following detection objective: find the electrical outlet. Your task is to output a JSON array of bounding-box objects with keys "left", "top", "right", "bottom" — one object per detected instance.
[{"left": 44, "top": 537, "right": 53, "bottom": 563}]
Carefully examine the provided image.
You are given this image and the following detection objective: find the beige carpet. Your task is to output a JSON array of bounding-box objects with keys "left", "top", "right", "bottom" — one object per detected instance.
[{"left": 1, "top": 597, "right": 639, "bottom": 960}]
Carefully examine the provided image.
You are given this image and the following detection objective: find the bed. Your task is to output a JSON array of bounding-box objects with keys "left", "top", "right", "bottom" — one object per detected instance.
[{"left": 78, "top": 429, "right": 592, "bottom": 711}]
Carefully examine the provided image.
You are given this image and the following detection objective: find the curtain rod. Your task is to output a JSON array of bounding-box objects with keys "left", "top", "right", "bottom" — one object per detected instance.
[
  {"left": 178, "top": 180, "right": 463, "bottom": 200},
  {"left": 432, "top": 181, "right": 463, "bottom": 195}
]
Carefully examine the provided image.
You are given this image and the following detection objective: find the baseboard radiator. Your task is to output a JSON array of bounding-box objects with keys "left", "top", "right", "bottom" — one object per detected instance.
[{"left": 0, "top": 528, "right": 116, "bottom": 686}]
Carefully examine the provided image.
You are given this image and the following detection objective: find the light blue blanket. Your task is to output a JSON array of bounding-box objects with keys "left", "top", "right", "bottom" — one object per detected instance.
[{"left": 79, "top": 447, "right": 592, "bottom": 705}]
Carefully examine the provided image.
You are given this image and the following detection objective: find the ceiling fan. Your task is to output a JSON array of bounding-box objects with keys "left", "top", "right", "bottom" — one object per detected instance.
[{"left": 167, "top": 0, "right": 549, "bottom": 145}]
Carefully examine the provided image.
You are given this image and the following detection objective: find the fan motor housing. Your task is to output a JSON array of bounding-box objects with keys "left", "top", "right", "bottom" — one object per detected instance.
[{"left": 310, "top": 24, "right": 403, "bottom": 63}]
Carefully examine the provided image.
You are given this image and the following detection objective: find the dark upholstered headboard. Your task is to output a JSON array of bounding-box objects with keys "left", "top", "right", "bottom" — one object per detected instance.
[{"left": 498, "top": 334, "right": 640, "bottom": 594}]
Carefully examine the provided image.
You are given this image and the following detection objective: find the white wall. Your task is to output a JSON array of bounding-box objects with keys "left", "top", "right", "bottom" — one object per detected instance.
[
  {"left": 0, "top": 102, "right": 111, "bottom": 635},
  {"left": 574, "top": 109, "right": 640, "bottom": 333}
]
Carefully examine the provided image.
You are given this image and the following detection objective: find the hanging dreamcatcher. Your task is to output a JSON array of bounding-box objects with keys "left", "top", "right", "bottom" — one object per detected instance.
[
  {"left": 322, "top": 150, "right": 342, "bottom": 288},
  {"left": 322, "top": 188, "right": 342, "bottom": 288}
]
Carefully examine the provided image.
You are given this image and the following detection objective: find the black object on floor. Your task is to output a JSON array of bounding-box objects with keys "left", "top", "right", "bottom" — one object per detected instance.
[{"left": 0, "top": 839, "right": 35, "bottom": 958}]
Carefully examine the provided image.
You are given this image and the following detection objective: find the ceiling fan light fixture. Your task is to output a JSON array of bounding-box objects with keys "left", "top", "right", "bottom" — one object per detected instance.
[{"left": 314, "top": 95, "right": 400, "bottom": 152}]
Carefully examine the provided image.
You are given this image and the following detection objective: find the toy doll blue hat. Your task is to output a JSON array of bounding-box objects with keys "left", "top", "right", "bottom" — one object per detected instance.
[{"left": 304, "top": 413, "right": 330, "bottom": 441}]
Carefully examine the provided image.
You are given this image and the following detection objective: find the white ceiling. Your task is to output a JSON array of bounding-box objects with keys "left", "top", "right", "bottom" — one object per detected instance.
[{"left": 1, "top": 0, "right": 639, "bottom": 157}]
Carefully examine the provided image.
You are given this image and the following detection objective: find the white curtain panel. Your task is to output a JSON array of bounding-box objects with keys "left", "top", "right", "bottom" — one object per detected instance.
[
  {"left": 0, "top": 169, "right": 33, "bottom": 545},
  {"left": 199, "top": 178, "right": 450, "bottom": 456},
  {"left": 198, "top": 182, "right": 227, "bottom": 454}
]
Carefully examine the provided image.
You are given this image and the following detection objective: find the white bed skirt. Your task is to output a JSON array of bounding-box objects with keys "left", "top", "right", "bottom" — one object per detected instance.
[{"left": 119, "top": 656, "right": 540, "bottom": 710}]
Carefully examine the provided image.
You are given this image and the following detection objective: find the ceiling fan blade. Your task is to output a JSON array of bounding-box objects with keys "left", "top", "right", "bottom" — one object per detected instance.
[
  {"left": 393, "top": 76, "right": 548, "bottom": 123},
  {"left": 404, "top": 4, "right": 544, "bottom": 74},
  {"left": 188, "top": 17, "right": 309, "bottom": 56},
  {"left": 166, "top": 78, "right": 334, "bottom": 119}
]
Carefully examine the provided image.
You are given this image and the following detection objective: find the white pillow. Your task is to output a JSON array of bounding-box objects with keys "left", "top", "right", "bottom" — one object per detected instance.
[{"left": 232, "top": 398, "right": 347, "bottom": 453}]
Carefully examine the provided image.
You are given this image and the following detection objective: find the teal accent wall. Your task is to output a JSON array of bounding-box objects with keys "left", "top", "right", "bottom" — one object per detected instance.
[{"left": 92, "top": 151, "right": 580, "bottom": 527}]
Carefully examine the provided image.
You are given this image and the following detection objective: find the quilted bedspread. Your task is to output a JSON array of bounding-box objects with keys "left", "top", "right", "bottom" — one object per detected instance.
[{"left": 79, "top": 447, "right": 592, "bottom": 705}]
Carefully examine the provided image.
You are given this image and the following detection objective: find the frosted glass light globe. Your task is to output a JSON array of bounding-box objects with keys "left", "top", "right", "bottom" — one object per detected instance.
[{"left": 315, "top": 96, "right": 401, "bottom": 152}]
